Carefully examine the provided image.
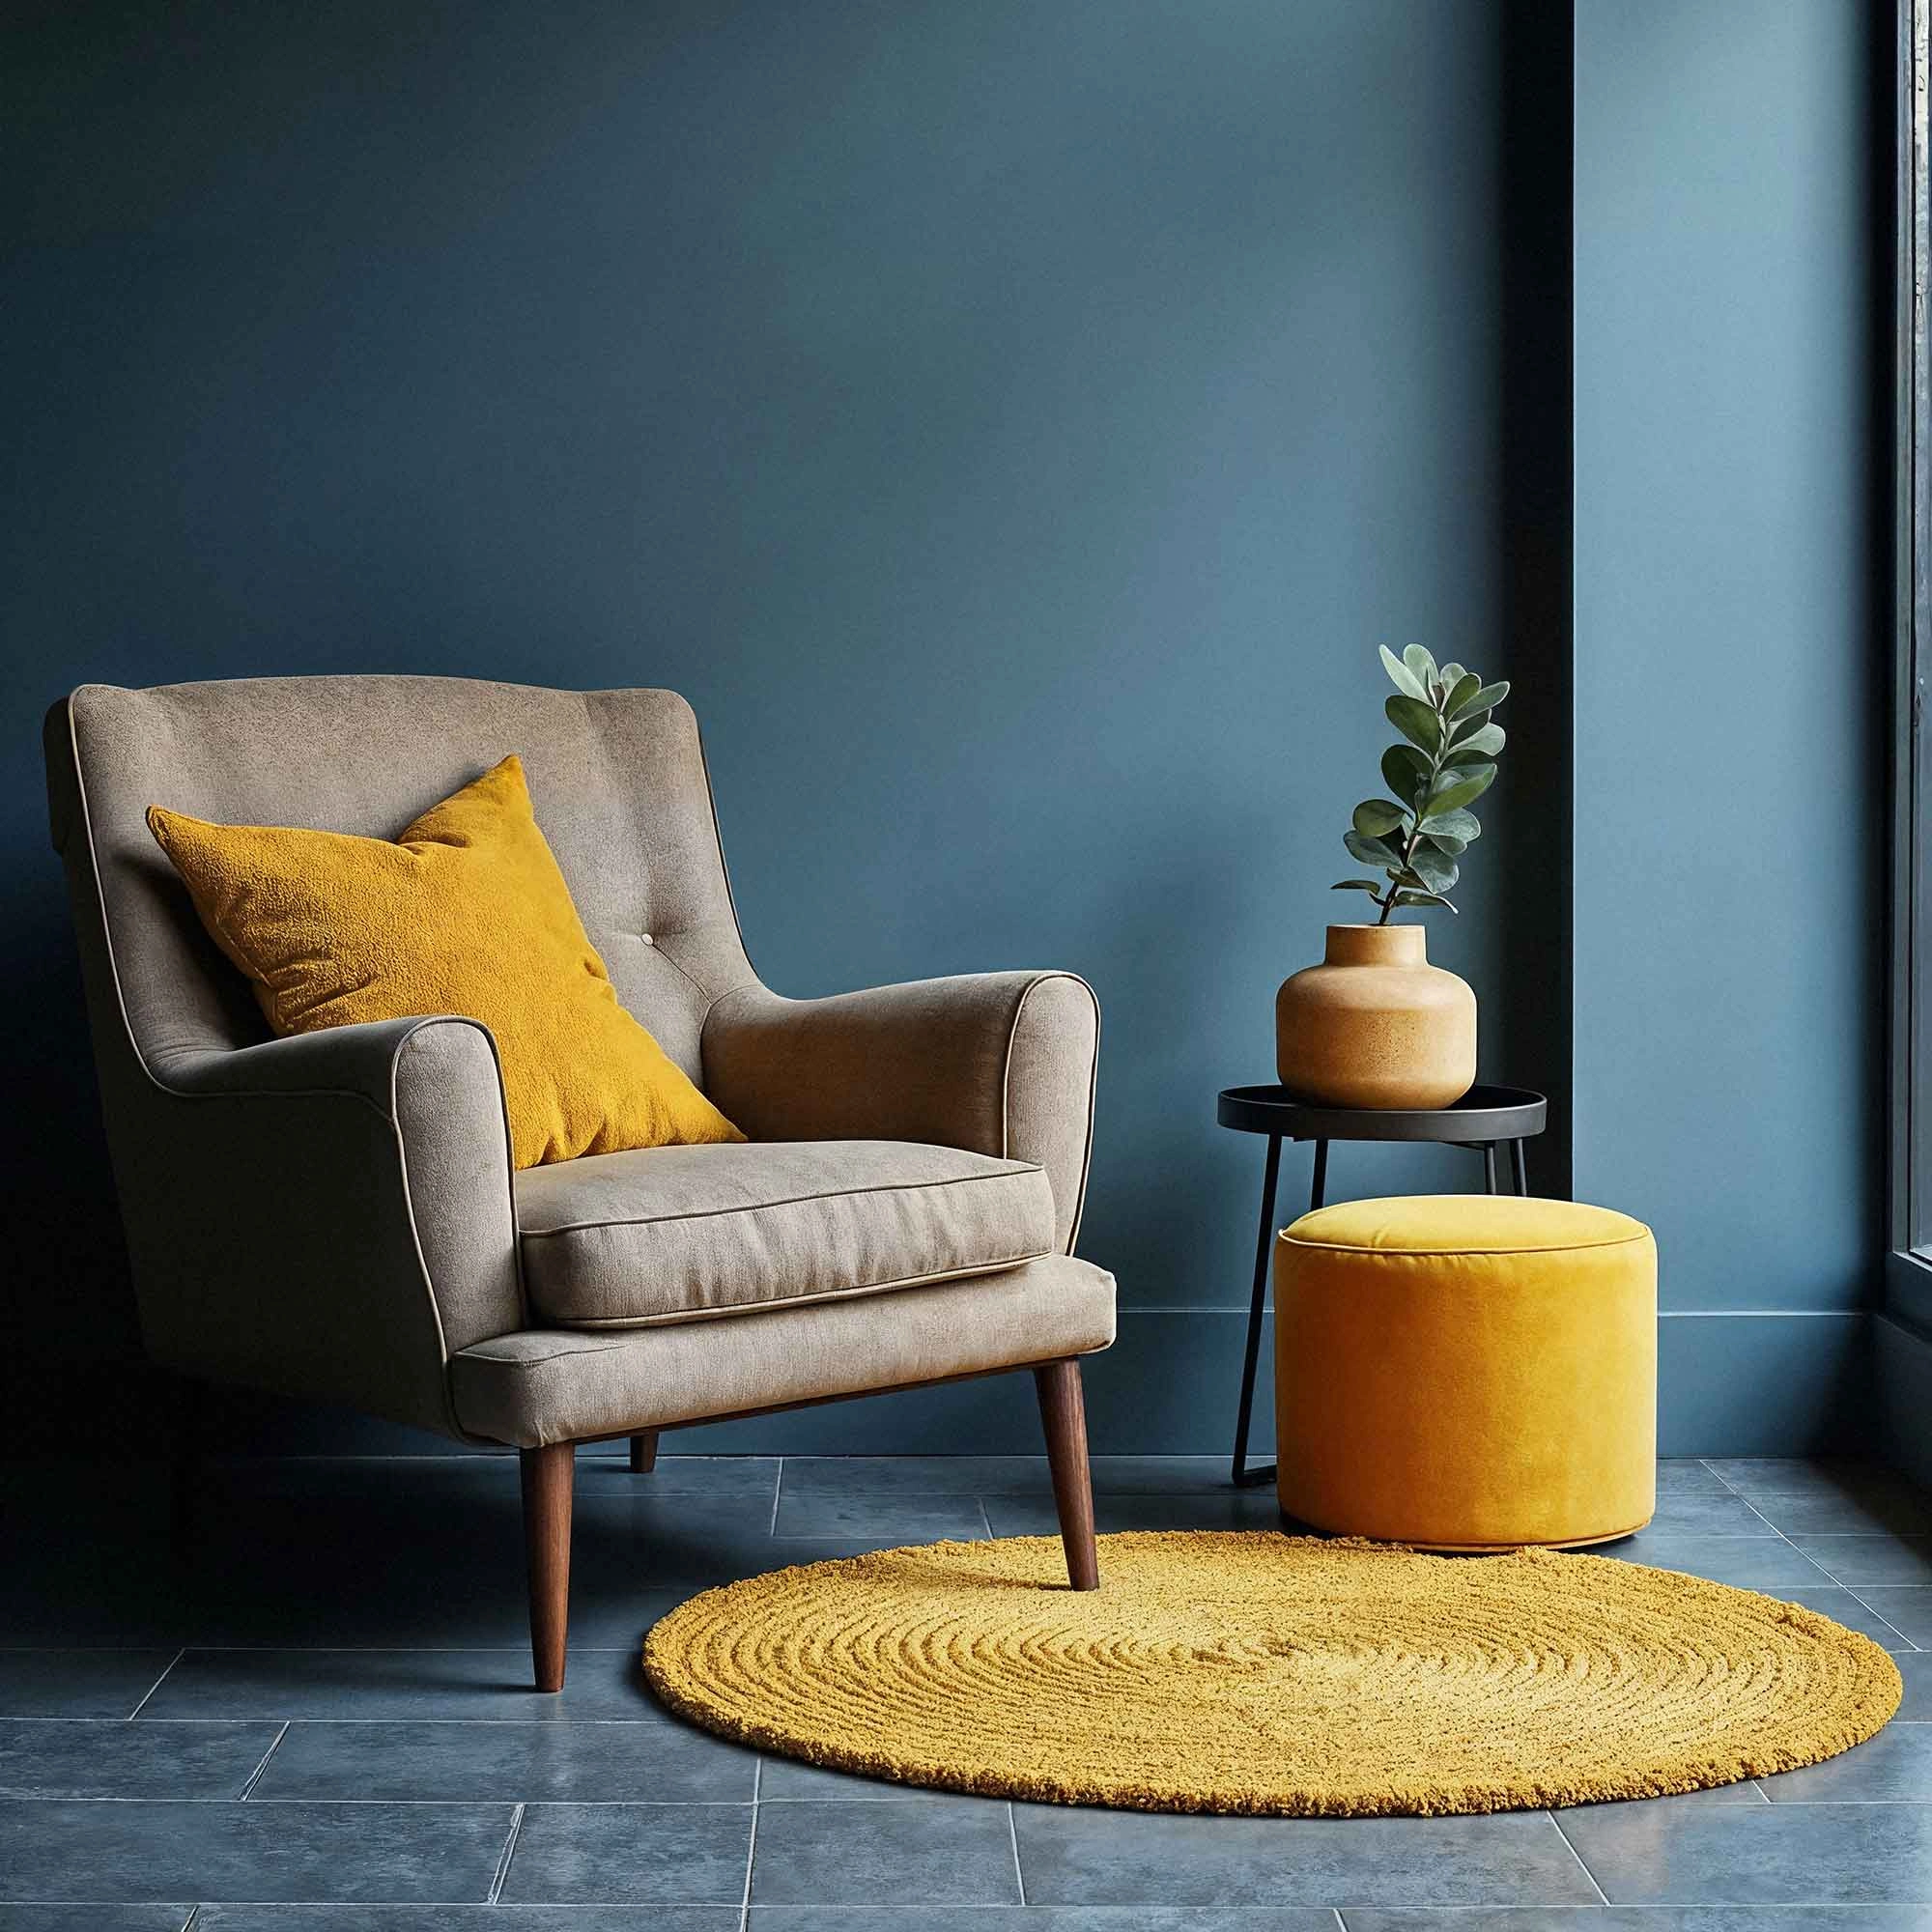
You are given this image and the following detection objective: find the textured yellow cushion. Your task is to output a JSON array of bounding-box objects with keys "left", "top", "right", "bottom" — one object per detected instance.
[
  {"left": 147, "top": 755, "right": 744, "bottom": 1169},
  {"left": 1275, "top": 1194, "right": 1657, "bottom": 1550}
]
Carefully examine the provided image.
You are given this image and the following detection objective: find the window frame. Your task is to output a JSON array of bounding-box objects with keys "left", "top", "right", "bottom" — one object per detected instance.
[{"left": 1890, "top": 0, "right": 1932, "bottom": 1321}]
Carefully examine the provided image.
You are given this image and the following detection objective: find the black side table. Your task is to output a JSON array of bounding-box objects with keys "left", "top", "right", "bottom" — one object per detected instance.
[{"left": 1216, "top": 1083, "right": 1548, "bottom": 1488}]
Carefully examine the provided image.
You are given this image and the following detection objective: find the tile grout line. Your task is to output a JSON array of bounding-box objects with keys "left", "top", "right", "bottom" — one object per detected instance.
[
  {"left": 1700, "top": 1458, "right": 1746, "bottom": 1494},
  {"left": 1730, "top": 1490, "right": 1863, "bottom": 1590},
  {"left": 0, "top": 1723, "right": 288, "bottom": 1739},
  {"left": 19, "top": 1725, "right": 739, "bottom": 1735},
  {"left": 1832, "top": 1584, "right": 1924, "bottom": 1646},
  {"left": 126, "top": 1647, "right": 185, "bottom": 1720},
  {"left": 741, "top": 1752, "right": 761, "bottom": 1920},
  {"left": 486, "top": 1800, "right": 526, "bottom": 1903},
  {"left": 1006, "top": 1799, "right": 1025, "bottom": 1905},
  {"left": 20, "top": 1644, "right": 735, "bottom": 1661},
  {"left": 1704, "top": 1463, "right": 1929, "bottom": 1610},
  {"left": 16, "top": 1796, "right": 766, "bottom": 1806},
  {"left": 1733, "top": 1492, "right": 1799, "bottom": 1542},
  {"left": 1835, "top": 1582, "right": 1923, "bottom": 1650},
  {"left": 1547, "top": 1807, "right": 1611, "bottom": 1906},
  {"left": 236, "top": 1719, "right": 290, "bottom": 1799}
]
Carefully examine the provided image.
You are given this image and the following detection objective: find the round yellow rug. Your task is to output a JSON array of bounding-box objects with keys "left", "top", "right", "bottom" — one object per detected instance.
[{"left": 642, "top": 1531, "right": 1902, "bottom": 1815}]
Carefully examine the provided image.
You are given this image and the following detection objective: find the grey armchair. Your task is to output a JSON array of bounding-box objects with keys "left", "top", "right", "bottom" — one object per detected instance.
[{"left": 44, "top": 676, "right": 1115, "bottom": 1689}]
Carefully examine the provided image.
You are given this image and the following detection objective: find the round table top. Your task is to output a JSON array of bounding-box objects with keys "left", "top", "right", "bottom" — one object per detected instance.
[{"left": 1216, "top": 1082, "right": 1548, "bottom": 1144}]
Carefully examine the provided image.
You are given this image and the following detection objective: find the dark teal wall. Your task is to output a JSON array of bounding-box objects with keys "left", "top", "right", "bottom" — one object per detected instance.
[
  {"left": 1574, "top": 0, "right": 1888, "bottom": 1449},
  {"left": 3, "top": 1, "right": 1890, "bottom": 1457},
  {"left": 2, "top": 1, "right": 1516, "bottom": 1452}
]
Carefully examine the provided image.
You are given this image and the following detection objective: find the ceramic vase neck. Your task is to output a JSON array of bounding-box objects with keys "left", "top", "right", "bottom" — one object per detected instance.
[{"left": 1324, "top": 923, "right": 1427, "bottom": 968}]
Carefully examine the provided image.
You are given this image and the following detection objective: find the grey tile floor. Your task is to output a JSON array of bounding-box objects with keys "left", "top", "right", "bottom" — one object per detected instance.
[{"left": 3, "top": 1452, "right": 1931, "bottom": 1927}]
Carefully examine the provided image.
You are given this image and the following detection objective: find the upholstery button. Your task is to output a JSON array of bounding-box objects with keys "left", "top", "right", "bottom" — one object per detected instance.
[{"left": 639, "top": 932, "right": 654, "bottom": 946}]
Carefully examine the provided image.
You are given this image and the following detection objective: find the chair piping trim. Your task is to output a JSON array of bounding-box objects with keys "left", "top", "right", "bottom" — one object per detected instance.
[
  {"left": 1001, "top": 970, "right": 1102, "bottom": 1255},
  {"left": 519, "top": 1162, "right": 1047, "bottom": 1236}
]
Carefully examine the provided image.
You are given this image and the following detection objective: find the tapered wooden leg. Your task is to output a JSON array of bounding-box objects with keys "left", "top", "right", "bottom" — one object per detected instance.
[
  {"left": 628, "top": 1432, "right": 659, "bottom": 1474},
  {"left": 1034, "top": 1358, "right": 1100, "bottom": 1590},
  {"left": 521, "top": 1442, "right": 575, "bottom": 1691}
]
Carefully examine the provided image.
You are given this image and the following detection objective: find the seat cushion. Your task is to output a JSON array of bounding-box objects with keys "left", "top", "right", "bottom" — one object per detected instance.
[
  {"left": 515, "top": 1139, "right": 1057, "bottom": 1328},
  {"left": 451, "top": 1253, "right": 1118, "bottom": 1445}
]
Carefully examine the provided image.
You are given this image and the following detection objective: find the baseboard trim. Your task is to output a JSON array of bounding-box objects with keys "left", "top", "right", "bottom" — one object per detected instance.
[{"left": 1650, "top": 1310, "right": 1872, "bottom": 1456}]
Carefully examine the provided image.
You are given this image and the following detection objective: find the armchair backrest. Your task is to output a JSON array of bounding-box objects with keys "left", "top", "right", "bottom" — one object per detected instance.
[
  {"left": 43, "top": 677, "right": 761, "bottom": 1435},
  {"left": 46, "top": 676, "right": 758, "bottom": 1083}
]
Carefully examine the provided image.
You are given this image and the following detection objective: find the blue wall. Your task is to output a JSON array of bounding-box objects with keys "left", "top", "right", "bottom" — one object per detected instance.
[
  {"left": 1573, "top": 0, "right": 1887, "bottom": 1450},
  {"left": 2, "top": 0, "right": 1517, "bottom": 1453},
  {"left": 2, "top": 1, "right": 1891, "bottom": 1457}
]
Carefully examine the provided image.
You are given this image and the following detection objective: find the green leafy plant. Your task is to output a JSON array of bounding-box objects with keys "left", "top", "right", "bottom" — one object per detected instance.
[{"left": 1333, "top": 645, "right": 1509, "bottom": 923}]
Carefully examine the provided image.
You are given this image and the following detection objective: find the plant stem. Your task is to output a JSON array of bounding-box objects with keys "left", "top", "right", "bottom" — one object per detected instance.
[{"left": 1381, "top": 717, "right": 1447, "bottom": 924}]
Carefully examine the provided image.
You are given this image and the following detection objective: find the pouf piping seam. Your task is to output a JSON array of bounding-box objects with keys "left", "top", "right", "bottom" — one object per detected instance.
[{"left": 1278, "top": 1232, "right": 1653, "bottom": 1257}]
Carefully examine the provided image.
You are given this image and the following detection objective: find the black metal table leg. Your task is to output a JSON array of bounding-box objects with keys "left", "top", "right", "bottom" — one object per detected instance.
[
  {"left": 1216, "top": 1083, "right": 1548, "bottom": 1493},
  {"left": 1232, "top": 1133, "right": 1285, "bottom": 1488}
]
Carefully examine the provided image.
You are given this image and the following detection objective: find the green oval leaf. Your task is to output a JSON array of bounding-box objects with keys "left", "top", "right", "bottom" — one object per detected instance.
[
  {"left": 1378, "top": 645, "right": 1429, "bottom": 702},
  {"left": 1406, "top": 843, "right": 1459, "bottom": 893},
  {"left": 1330, "top": 878, "right": 1383, "bottom": 894},
  {"left": 1351, "top": 798, "right": 1408, "bottom": 838},
  {"left": 1394, "top": 891, "right": 1458, "bottom": 912},
  {"left": 1450, "top": 722, "right": 1505, "bottom": 758},
  {"left": 1419, "top": 806, "right": 1481, "bottom": 842},
  {"left": 1381, "top": 744, "right": 1431, "bottom": 804},
  {"left": 1425, "top": 763, "right": 1498, "bottom": 818},
  {"left": 1417, "top": 829, "right": 1466, "bottom": 856},
  {"left": 1453, "top": 679, "right": 1510, "bottom": 719},
  {"left": 1401, "top": 644, "right": 1438, "bottom": 691},
  {"left": 1385, "top": 695, "right": 1442, "bottom": 754},
  {"left": 1344, "top": 828, "right": 1402, "bottom": 870},
  {"left": 1443, "top": 671, "right": 1482, "bottom": 719}
]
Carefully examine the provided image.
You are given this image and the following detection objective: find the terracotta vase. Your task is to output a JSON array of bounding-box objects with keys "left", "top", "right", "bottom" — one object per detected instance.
[{"left": 1275, "top": 923, "right": 1475, "bottom": 1109}]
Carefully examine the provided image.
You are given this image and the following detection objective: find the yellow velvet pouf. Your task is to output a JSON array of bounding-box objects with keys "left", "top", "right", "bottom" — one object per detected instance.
[
  {"left": 1275, "top": 1194, "right": 1658, "bottom": 1549},
  {"left": 642, "top": 1532, "right": 1899, "bottom": 1815}
]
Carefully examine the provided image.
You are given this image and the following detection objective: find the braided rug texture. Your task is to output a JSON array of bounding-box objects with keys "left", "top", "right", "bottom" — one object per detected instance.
[{"left": 642, "top": 1531, "right": 1901, "bottom": 1815}]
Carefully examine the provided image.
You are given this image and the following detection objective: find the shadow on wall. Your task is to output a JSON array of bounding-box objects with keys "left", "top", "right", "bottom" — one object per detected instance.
[{"left": 8, "top": 882, "right": 150, "bottom": 1446}]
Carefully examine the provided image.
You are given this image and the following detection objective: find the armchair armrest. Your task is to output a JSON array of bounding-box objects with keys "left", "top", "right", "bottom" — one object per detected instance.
[
  {"left": 701, "top": 973, "right": 1099, "bottom": 1252},
  {"left": 124, "top": 1016, "right": 523, "bottom": 1437}
]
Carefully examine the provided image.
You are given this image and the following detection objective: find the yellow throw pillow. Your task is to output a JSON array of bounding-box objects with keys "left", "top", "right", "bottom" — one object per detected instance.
[{"left": 146, "top": 754, "right": 744, "bottom": 1169}]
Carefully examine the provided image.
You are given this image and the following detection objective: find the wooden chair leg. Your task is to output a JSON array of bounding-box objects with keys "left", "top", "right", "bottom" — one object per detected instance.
[
  {"left": 1034, "top": 1358, "right": 1100, "bottom": 1590},
  {"left": 628, "top": 1431, "right": 659, "bottom": 1474},
  {"left": 521, "top": 1441, "right": 575, "bottom": 1691}
]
